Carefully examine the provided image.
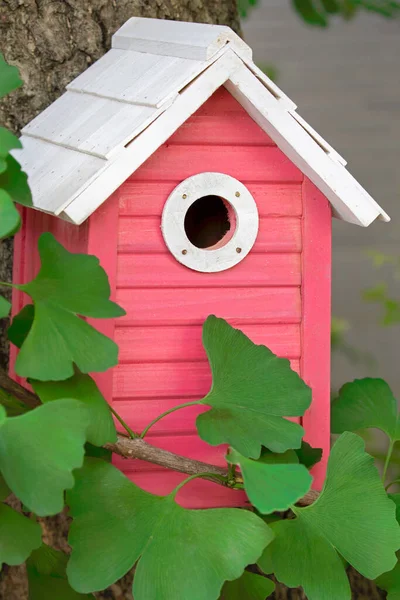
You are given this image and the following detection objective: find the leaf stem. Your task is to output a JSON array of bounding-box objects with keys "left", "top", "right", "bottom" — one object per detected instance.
[
  {"left": 171, "top": 472, "right": 228, "bottom": 497},
  {"left": 385, "top": 478, "right": 400, "bottom": 492},
  {"left": 140, "top": 401, "right": 201, "bottom": 438},
  {"left": 382, "top": 440, "right": 395, "bottom": 484},
  {"left": 0, "top": 281, "right": 14, "bottom": 288},
  {"left": 109, "top": 406, "right": 138, "bottom": 439}
]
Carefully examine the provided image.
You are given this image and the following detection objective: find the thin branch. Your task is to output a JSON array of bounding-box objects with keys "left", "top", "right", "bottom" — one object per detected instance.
[
  {"left": 0, "top": 368, "right": 318, "bottom": 506},
  {"left": 0, "top": 369, "right": 40, "bottom": 409}
]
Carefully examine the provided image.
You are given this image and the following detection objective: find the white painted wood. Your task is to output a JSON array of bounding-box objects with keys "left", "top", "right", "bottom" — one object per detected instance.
[
  {"left": 22, "top": 91, "right": 161, "bottom": 159},
  {"left": 225, "top": 65, "right": 390, "bottom": 226},
  {"left": 112, "top": 17, "right": 252, "bottom": 62},
  {"left": 289, "top": 110, "right": 347, "bottom": 167},
  {"left": 241, "top": 57, "right": 297, "bottom": 112},
  {"left": 13, "top": 136, "right": 105, "bottom": 215},
  {"left": 63, "top": 50, "right": 243, "bottom": 224},
  {"left": 68, "top": 49, "right": 213, "bottom": 109},
  {"left": 161, "top": 173, "right": 259, "bottom": 272}
]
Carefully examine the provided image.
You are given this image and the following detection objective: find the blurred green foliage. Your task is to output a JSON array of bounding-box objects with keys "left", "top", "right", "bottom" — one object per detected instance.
[
  {"left": 364, "top": 251, "right": 400, "bottom": 326},
  {"left": 238, "top": 0, "right": 400, "bottom": 22}
]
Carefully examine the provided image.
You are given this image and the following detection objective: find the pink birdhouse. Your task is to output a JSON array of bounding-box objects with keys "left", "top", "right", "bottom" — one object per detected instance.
[{"left": 11, "top": 17, "right": 389, "bottom": 508}]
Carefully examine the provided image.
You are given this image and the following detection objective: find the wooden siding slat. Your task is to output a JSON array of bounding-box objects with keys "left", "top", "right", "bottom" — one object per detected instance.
[
  {"left": 116, "top": 287, "right": 302, "bottom": 326},
  {"left": 115, "top": 323, "right": 301, "bottom": 363},
  {"left": 116, "top": 253, "right": 301, "bottom": 288},
  {"left": 118, "top": 216, "right": 302, "bottom": 254},
  {"left": 167, "top": 115, "right": 275, "bottom": 146},
  {"left": 113, "top": 359, "right": 300, "bottom": 399},
  {"left": 131, "top": 145, "right": 303, "bottom": 182},
  {"left": 119, "top": 182, "right": 303, "bottom": 217},
  {"left": 111, "top": 397, "right": 300, "bottom": 437}
]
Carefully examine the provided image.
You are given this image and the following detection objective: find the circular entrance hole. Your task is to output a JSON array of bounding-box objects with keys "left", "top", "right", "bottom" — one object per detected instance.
[{"left": 184, "top": 195, "right": 236, "bottom": 250}]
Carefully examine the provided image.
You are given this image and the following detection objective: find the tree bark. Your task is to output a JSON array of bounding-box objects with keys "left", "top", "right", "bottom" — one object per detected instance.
[{"left": 0, "top": 2, "right": 387, "bottom": 598}]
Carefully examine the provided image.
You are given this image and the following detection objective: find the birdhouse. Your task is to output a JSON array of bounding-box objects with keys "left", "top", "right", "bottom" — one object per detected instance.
[{"left": 11, "top": 17, "right": 389, "bottom": 508}]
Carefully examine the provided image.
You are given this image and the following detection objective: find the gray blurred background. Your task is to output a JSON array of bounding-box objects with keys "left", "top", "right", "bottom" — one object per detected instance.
[{"left": 243, "top": 1, "right": 400, "bottom": 396}]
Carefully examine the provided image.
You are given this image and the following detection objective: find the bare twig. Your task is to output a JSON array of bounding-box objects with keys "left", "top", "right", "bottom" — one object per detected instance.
[{"left": 0, "top": 368, "right": 318, "bottom": 506}]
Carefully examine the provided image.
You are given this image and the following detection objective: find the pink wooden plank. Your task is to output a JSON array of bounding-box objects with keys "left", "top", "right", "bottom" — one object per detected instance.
[
  {"left": 195, "top": 87, "right": 249, "bottom": 115},
  {"left": 301, "top": 178, "right": 332, "bottom": 490},
  {"left": 112, "top": 397, "right": 300, "bottom": 437},
  {"left": 131, "top": 145, "right": 303, "bottom": 183},
  {"left": 127, "top": 471, "right": 248, "bottom": 509},
  {"left": 113, "top": 358, "right": 300, "bottom": 399},
  {"left": 113, "top": 398, "right": 207, "bottom": 435},
  {"left": 116, "top": 287, "right": 302, "bottom": 326},
  {"left": 119, "top": 182, "right": 302, "bottom": 218},
  {"left": 115, "top": 323, "right": 301, "bottom": 363},
  {"left": 86, "top": 190, "right": 120, "bottom": 403},
  {"left": 116, "top": 253, "right": 301, "bottom": 288},
  {"left": 118, "top": 216, "right": 302, "bottom": 254},
  {"left": 167, "top": 115, "right": 275, "bottom": 146}
]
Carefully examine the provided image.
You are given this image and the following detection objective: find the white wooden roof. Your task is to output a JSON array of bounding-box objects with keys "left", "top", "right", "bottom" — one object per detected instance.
[{"left": 13, "top": 17, "right": 389, "bottom": 227}]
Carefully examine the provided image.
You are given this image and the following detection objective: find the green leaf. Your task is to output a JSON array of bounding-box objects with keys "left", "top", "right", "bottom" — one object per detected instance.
[
  {"left": 27, "top": 545, "right": 94, "bottom": 600},
  {"left": 0, "top": 473, "right": 11, "bottom": 501},
  {"left": 376, "top": 561, "right": 400, "bottom": 599},
  {"left": 32, "top": 372, "right": 116, "bottom": 447},
  {"left": 389, "top": 494, "right": 400, "bottom": 524},
  {"left": 332, "top": 378, "right": 400, "bottom": 443},
  {"left": 0, "top": 155, "right": 32, "bottom": 207},
  {"left": 0, "top": 503, "right": 42, "bottom": 566},
  {"left": 8, "top": 303, "right": 34, "bottom": 347},
  {"left": 0, "top": 295, "right": 11, "bottom": 319},
  {"left": 0, "top": 399, "right": 90, "bottom": 516},
  {"left": 258, "top": 433, "right": 400, "bottom": 599},
  {"left": 0, "top": 53, "right": 22, "bottom": 98},
  {"left": 14, "top": 233, "right": 125, "bottom": 381},
  {"left": 0, "top": 189, "right": 21, "bottom": 239},
  {"left": 321, "top": 0, "right": 340, "bottom": 12},
  {"left": 67, "top": 458, "right": 273, "bottom": 599},
  {"left": 220, "top": 571, "right": 275, "bottom": 599},
  {"left": 295, "top": 441, "right": 323, "bottom": 469},
  {"left": 228, "top": 448, "right": 312, "bottom": 514},
  {"left": 0, "top": 128, "right": 21, "bottom": 173},
  {"left": 196, "top": 316, "right": 311, "bottom": 458},
  {"left": 292, "top": 0, "right": 328, "bottom": 25}
]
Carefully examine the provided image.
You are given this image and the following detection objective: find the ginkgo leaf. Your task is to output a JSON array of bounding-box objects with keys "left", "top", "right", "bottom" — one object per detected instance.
[
  {"left": 390, "top": 494, "right": 400, "bottom": 524},
  {"left": 196, "top": 316, "right": 311, "bottom": 458},
  {"left": 332, "top": 378, "right": 400, "bottom": 443},
  {"left": 220, "top": 570, "right": 275, "bottom": 599},
  {"left": 228, "top": 448, "right": 312, "bottom": 514},
  {"left": 0, "top": 155, "right": 32, "bottom": 206},
  {"left": 8, "top": 303, "right": 34, "bottom": 347},
  {"left": 258, "top": 432, "right": 400, "bottom": 600},
  {"left": 0, "top": 53, "right": 22, "bottom": 98},
  {"left": 13, "top": 233, "right": 125, "bottom": 381},
  {"left": 295, "top": 440, "right": 323, "bottom": 469},
  {"left": 0, "top": 503, "right": 42, "bottom": 566},
  {"left": 376, "top": 561, "right": 400, "bottom": 600},
  {"left": 67, "top": 458, "right": 273, "bottom": 599},
  {"left": 0, "top": 189, "right": 21, "bottom": 239},
  {"left": 27, "top": 545, "right": 94, "bottom": 600},
  {"left": 0, "top": 295, "right": 11, "bottom": 319},
  {"left": 0, "top": 399, "right": 90, "bottom": 516},
  {"left": 0, "top": 128, "right": 21, "bottom": 174},
  {"left": 32, "top": 372, "right": 116, "bottom": 447},
  {"left": 0, "top": 473, "right": 10, "bottom": 501}
]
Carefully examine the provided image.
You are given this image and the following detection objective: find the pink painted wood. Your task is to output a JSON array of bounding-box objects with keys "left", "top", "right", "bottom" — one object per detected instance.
[
  {"left": 300, "top": 178, "right": 332, "bottom": 489},
  {"left": 11, "top": 87, "right": 332, "bottom": 509}
]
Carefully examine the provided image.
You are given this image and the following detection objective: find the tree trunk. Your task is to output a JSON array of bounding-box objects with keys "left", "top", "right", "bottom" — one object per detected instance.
[{"left": 0, "top": 2, "right": 387, "bottom": 598}]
